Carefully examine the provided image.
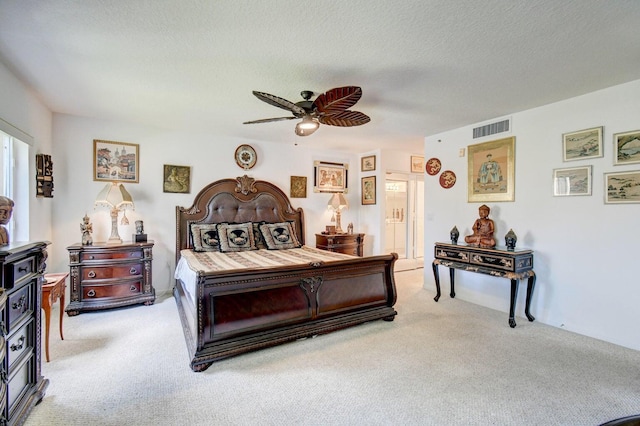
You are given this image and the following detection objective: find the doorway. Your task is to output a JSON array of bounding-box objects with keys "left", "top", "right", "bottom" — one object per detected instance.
[{"left": 384, "top": 172, "right": 424, "bottom": 271}]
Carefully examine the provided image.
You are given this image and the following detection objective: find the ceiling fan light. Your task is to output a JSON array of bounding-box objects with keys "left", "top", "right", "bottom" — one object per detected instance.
[{"left": 295, "top": 116, "right": 319, "bottom": 136}]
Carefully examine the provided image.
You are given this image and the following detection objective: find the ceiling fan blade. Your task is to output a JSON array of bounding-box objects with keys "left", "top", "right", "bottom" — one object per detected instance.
[
  {"left": 243, "top": 116, "right": 296, "bottom": 124},
  {"left": 252, "top": 91, "right": 306, "bottom": 116},
  {"left": 313, "top": 86, "right": 363, "bottom": 114},
  {"left": 319, "top": 110, "right": 371, "bottom": 127}
]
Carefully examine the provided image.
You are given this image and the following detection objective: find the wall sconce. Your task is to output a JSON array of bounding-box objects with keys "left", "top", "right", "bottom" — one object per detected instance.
[{"left": 94, "top": 182, "right": 134, "bottom": 244}]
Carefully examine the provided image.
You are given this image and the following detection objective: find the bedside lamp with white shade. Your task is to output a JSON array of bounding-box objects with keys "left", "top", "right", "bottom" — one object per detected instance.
[{"left": 94, "top": 182, "right": 134, "bottom": 244}]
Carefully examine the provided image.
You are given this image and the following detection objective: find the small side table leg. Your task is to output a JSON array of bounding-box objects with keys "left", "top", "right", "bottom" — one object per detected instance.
[
  {"left": 432, "top": 261, "right": 441, "bottom": 302},
  {"left": 525, "top": 271, "right": 536, "bottom": 322},
  {"left": 42, "top": 295, "right": 52, "bottom": 363},
  {"left": 449, "top": 268, "right": 456, "bottom": 298},
  {"left": 59, "top": 283, "right": 66, "bottom": 340},
  {"left": 509, "top": 279, "right": 519, "bottom": 328}
]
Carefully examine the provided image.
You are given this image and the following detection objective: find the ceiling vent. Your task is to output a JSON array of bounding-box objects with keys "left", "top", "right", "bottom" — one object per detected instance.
[{"left": 472, "top": 118, "right": 511, "bottom": 139}]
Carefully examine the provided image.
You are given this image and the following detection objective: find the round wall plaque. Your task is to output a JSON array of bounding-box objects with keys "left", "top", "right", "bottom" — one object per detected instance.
[
  {"left": 234, "top": 144, "right": 257, "bottom": 170},
  {"left": 439, "top": 170, "right": 457, "bottom": 188},
  {"left": 425, "top": 158, "right": 442, "bottom": 176}
]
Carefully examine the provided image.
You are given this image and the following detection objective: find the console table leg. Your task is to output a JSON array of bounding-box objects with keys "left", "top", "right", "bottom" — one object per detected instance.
[
  {"left": 525, "top": 271, "right": 536, "bottom": 322},
  {"left": 432, "top": 262, "right": 441, "bottom": 302},
  {"left": 509, "top": 279, "right": 519, "bottom": 328},
  {"left": 449, "top": 268, "right": 456, "bottom": 298}
]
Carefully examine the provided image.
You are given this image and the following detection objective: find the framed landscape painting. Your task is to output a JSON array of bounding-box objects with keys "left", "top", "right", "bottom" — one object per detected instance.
[
  {"left": 94, "top": 139, "right": 139, "bottom": 183},
  {"left": 553, "top": 166, "right": 592, "bottom": 196},
  {"left": 562, "top": 126, "right": 603, "bottom": 161},
  {"left": 604, "top": 170, "right": 640, "bottom": 204},
  {"left": 613, "top": 129, "right": 640, "bottom": 166},
  {"left": 467, "top": 136, "right": 515, "bottom": 202}
]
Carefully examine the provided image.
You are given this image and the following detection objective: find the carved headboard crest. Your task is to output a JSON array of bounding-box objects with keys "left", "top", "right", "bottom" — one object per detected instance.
[{"left": 235, "top": 175, "right": 257, "bottom": 195}]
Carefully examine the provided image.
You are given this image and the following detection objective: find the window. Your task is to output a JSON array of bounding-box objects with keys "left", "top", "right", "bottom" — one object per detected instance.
[{"left": 1, "top": 119, "right": 31, "bottom": 242}]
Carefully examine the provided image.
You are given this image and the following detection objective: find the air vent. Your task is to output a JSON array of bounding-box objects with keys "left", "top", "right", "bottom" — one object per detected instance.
[{"left": 473, "top": 118, "right": 511, "bottom": 139}]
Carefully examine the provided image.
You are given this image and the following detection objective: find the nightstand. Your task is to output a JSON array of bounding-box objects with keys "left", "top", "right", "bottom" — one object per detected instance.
[
  {"left": 66, "top": 241, "right": 155, "bottom": 316},
  {"left": 315, "top": 233, "right": 365, "bottom": 257}
]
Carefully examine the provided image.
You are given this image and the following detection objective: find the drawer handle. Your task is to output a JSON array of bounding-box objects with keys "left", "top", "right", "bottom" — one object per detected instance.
[
  {"left": 87, "top": 289, "right": 96, "bottom": 297},
  {"left": 88, "top": 270, "right": 96, "bottom": 278},
  {"left": 0, "top": 368, "right": 7, "bottom": 384},
  {"left": 130, "top": 285, "right": 137, "bottom": 292},
  {"left": 0, "top": 321, "right": 6, "bottom": 337},
  {"left": 89, "top": 255, "right": 95, "bottom": 260},
  {"left": 18, "top": 266, "right": 29, "bottom": 273},
  {"left": 130, "top": 267, "right": 137, "bottom": 275},
  {"left": 11, "top": 295, "right": 26, "bottom": 310},
  {"left": 10, "top": 335, "right": 25, "bottom": 351}
]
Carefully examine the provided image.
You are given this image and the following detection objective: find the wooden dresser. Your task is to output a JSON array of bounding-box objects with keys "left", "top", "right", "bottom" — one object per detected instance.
[
  {"left": 0, "top": 241, "right": 49, "bottom": 425},
  {"left": 315, "top": 233, "right": 365, "bottom": 257},
  {"left": 66, "top": 241, "right": 155, "bottom": 316}
]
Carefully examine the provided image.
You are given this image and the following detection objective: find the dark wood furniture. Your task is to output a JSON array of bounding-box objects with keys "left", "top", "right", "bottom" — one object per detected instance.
[
  {"left": 0, "top": 241, "right": 49, "bottom": 425},
  {"left": 174, "top": 175, "right": 398, "bottom": 372},
  {"left": 42, "top": 273, "right": 68, "bottom": 362},
  {"left": 315, "top": 233, "right": 365, "bottom": 257},
  {"left": 66, "top": 241, "right": 155, "bottom": 316},
  {"left": 432, "top": 242, "right": 536, "bottom": 328}
]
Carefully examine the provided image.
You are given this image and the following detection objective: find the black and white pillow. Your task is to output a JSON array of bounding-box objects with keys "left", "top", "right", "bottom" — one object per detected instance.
[
  {"left": 190, "top": 223, "right": 221, "bottom": 252},
  {"left": 217, "top": 222, "right": 257, "bottom": 252},
  {"left": 259, "top": 222, "right": 302, "bottom": 250}
]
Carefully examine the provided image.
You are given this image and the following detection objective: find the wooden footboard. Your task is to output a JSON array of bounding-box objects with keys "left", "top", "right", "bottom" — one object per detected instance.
[{"left": 174, "top": 253, "right": 397, "bottom": 372}]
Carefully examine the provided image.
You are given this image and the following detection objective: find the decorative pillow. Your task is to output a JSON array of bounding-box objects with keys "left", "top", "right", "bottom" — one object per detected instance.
[
  {"left": 259, "top": 222, "right": 302, "bottom": 250},
  {"left": 217, "top": 222, "right": 257, "bottom": 252},
  {"left": 190, "top": 224, "right": 221, "bottom": 252},
  {"left": 253, "top": 222, "right": 267, "bottom": 250}
]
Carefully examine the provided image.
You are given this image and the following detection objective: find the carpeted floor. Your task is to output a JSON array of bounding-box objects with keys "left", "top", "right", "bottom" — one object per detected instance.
[{"left": 25, "top": 269, "right": 640, "bottom": 425}]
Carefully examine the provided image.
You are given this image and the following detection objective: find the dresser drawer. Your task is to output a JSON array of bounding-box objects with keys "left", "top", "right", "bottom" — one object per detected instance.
[
  {"left": 7, "top": 354, "right": 33, "bottom": 416},
  {"left": 7, "top": 320, "right": 33, "bottom": 370},
  {"left": 6, "top": 283, "right": 33, "bottom": 333},
  {"left": 82, "top": 281, "right": 142, "bottom": 299},
  {"left": 81, "top": 250, "right": 142, "bottom": 261},
  {"left": 4, "top": 256, "right": 36, "bottom": 289},
  {"left": 469, "top": 252, "right": 515, "bottom": 272},
  {"left": 81, "top": 264, "right": 142, "bottom": 280}
]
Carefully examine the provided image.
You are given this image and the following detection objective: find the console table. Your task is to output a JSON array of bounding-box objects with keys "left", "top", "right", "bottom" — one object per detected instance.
[{"left": 432, "top": 242, "right": 536, "bottom": 328}]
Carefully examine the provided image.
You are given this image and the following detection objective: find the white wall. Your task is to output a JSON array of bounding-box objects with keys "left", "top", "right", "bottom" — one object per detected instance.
[
  {"left": 0, "top": 60, "right": 52, "bottom": 243},
  {"left": 424, "top": 79, "right": 640, "bottom": 351}
]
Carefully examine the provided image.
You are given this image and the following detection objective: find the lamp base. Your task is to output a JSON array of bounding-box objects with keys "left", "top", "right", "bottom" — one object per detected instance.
[{"left": 133, "top": 233, "right": 147, "bottom": 242}]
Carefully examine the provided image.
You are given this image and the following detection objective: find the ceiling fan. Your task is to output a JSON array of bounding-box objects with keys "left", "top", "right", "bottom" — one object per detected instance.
[{"left": 243, "top": 86, "right": 370, "bottom": 136}]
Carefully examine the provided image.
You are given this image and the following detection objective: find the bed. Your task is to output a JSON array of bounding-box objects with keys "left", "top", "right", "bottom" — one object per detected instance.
[{"left": 174, "top": 175, "right": 398, "bottom": 372}]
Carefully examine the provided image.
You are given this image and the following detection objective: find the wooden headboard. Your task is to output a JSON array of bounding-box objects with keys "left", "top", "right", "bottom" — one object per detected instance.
[{"left": 175, "top": 175, "right": 305, "bottom": 261}]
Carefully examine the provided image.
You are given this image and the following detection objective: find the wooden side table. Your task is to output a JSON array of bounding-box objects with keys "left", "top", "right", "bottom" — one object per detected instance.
[
  {"left": 42, "top": 272, "right": 68, "bottom": 362},
  {"left": 315, "top": 233, "right": 365, "bottom": 257}
]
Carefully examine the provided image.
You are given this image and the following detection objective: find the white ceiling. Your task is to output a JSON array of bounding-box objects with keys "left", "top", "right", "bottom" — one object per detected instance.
[{"left": 1, "top": 1, "right": 639, "bottom": 154}]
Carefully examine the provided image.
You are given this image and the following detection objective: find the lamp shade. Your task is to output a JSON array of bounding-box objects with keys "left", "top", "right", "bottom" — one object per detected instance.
[
  {"left": 327, "top": 192, "right": 348, "bottom": 211},
  {"left": 95, "top": 182, "right": 134, "bottom": 210},
  {"left": 295, "top": 115, "right": 319, "bottom": 136}
]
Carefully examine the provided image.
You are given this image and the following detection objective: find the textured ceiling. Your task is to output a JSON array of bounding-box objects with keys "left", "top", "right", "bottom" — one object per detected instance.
[{"left": 1, "top": 1, "right": 639, "bottom": 154}]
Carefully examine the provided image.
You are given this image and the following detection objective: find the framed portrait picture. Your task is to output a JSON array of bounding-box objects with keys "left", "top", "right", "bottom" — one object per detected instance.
[
  {"left": 163, "top": 164, "right": 191, "bottom": 193},
  {"left": 604, "top": 170, "right": 640, "bottom": 204},
  {"left": 361, "top": 176, "right": 376, "bottom": 205},
  {"left": 562, "top": 126, "right": 603, "bottom": 161},
  {"left": 410, "top": 155, "right": 424, "bottom": 173},
  {"left": 613, "top": 129, "right": 640, "bottom": 166},
  {"left": 314, "top": 161, "right": 348, "bottom": 193},
  {"left": 94, "top": 139, "right": 139, "bottom": 183},
  {"left": 361, "top": 155, "right": 376, "bottom": 172},
  {"left": 467, "top": 136, "right": 515, "bottom": 202},
  {"left": 553, "top": 166, "right": 592, "bottom": 196},
  {"left": 290, "top": 176, "right": 307, "bottom": 198}
]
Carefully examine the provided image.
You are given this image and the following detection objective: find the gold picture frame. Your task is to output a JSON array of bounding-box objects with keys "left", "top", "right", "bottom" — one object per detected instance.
[
  {"left": 163, "top": 164, "right": 191, "bottom": 193},
  {"left": 361, "top": 155, "right": 376, "bottom": 172},
  {"left": 290, "top": 176, "right": 307, "bottom": 198},
  {"left": 467, "top": 136, "right": 515, "bottom": 202},
  {"left": 94, "top": 139, "right": 139, "bottom": 183},
  {"left": 410, "top": 155, "right": 424, "bottom": 173},
  {"left": 361, "top": 176, "right": 376, "bottom": 205}
]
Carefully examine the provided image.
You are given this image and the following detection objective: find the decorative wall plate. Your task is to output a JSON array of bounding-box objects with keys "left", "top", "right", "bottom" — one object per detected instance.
[
  {"left": 235, "top": 144, "right": 257, "bottom": 170},
  {"left": 439, "top": 170, "right": 456, "bottom": 188},
  {"left": 425, "top": 157, "right": 442, "bottom": 176}
]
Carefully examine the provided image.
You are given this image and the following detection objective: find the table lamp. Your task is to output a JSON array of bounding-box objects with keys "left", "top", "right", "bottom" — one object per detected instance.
[
  {"left": 94, "top": 182, "right": 134, "bottom": 244},
  {"left": 327, "top": 193, "right": 348, "bottom": 234}
]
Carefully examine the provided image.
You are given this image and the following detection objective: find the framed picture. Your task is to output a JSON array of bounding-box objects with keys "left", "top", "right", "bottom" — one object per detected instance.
[
  {"left": 410, "top": 155, "right": 424, "bottom": 173},
  {"left": 314, "top": 161, "right": 348, "bottom": 193},
  {"left": 163, "top": 164, "right": 191, "bottom": 193},
  {"left": 94, "top": 139, "right": 139, "bottom": 183},
  {"left": 467, "top": 136, "right": 515, "bottom": 202},
  {"left": 604, "top": 170, "right": 640, "bottom": 204},
  {"left": 613, "top": 129, "right": 640, "bottom": 166},
  {"left": 361, "top": 176, "right": 376, "bottom": 205},
  {"left": 361, "top": 155, "right": 376, "bottom": 172},
  {"left": 290, "top": 176, "right": 307, "bottom": 198},
  {"left": 553, "top": 166, "right": 592, "bottom": 196},
  {"left": 562, "top": 126, "right": 603, "bottom": 161}
]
